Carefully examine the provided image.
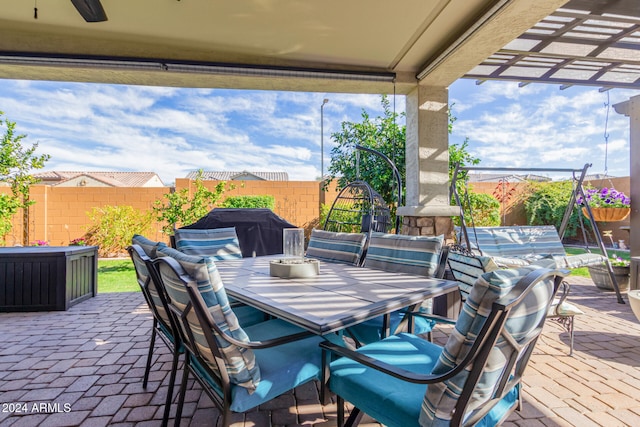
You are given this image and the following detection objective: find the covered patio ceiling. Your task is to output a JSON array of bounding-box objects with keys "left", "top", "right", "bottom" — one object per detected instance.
[
  {"left": 0, "top": 1, "right": 637, "bottom": 92},
  {"left": 0, "top": 0, "right": 571, "bottom": 94}
]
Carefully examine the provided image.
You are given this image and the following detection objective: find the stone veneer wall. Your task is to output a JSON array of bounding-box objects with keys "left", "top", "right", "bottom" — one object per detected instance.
[{"left": 401, "top": 215, "right": 455, "bottom": 243}]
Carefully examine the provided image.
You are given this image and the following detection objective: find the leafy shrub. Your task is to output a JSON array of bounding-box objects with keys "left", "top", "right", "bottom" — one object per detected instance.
[
  {"left": 153, "top": 170, "right": 230, "bottom": 235},
  {"left": 222, "top": 195, "right": 275, "bottom": 210},
  {"left": 456, "top": 190, "right": 500, "bottom": 227},
  {"left": 85, "top": 205, "right": 153, "bottom": 257},
  {"left": 524, "top": 181, "right": 582, "bottom": 238}
]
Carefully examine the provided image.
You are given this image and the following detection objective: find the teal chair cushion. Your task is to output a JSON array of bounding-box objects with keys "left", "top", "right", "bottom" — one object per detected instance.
[
  {"left": 329, "top": 332, "right": 519, "bottom": 427},
  {"left": 364, "top": 233, "right": 444, "bottom": 276},
  {"left": 174, "top": 227, "right": 243, "bottom": 260},
  {"left": 190, "top": 317, "right": 324, "bottom": 413},
  {"left": 306, "top": 229, "right": 366, "bottom": 265},
  {"left": 420, "top": 264, "right": 554, "bottom": 426},
  {"left": 156, "top": 245, "right": 261, "bottom": 391},
  {"left": 329, "top": 333, "right": 443, "bottom": 427}
]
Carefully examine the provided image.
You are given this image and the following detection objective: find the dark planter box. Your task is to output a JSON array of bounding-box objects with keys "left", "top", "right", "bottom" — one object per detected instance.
[{"left": 0, "top": 246, "right": 98, "bottom": 312}]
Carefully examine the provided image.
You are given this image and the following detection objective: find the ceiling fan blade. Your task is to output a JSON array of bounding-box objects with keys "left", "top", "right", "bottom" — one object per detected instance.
[{"left": 70, "top": 0, "right": 108, "bottom": 22}]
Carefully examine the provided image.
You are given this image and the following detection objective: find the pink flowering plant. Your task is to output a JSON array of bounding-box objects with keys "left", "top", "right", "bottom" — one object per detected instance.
[
  {"left": 32, "top": 240, "right": 49, "bottom": 246},
  {"left": 579, "top": 187, "right": 630, "bottom": 208},
  {"left": 69, "top": 237, "right": 87, "bottom": 246}
]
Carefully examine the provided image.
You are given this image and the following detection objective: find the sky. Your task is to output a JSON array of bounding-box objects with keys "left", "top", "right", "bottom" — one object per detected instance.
[{"left": 0, "top": 77, "right": 638, "bottom": 185}]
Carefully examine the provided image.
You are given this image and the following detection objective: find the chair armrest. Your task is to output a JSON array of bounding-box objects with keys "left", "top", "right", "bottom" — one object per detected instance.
[
  {"left": 209, "top": 316, "right": 314, "bottom": 350},
  {"left": 405, "top": 310, "right": 457, "bottom": 325},
  {"left": 171, "top": 301, "right": 314, "bottom": 350}
]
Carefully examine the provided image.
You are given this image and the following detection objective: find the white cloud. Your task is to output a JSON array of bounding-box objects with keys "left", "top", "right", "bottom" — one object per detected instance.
[
  {"left": 1, "top": 78, "right": 637, "bottom": 186},
  {"left": 450, "top": 79, "right": 638, "bottom": 178}
]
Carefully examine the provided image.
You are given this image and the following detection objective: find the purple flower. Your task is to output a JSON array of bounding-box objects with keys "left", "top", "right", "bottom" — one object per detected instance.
[{"left": 582, "top": 187, "right": 630, "bottom": 208}]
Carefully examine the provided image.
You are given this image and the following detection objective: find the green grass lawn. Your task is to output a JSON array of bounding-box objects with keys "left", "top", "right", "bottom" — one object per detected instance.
[{"left": 98, "top": 259, "right": 139, "bottom": 293}]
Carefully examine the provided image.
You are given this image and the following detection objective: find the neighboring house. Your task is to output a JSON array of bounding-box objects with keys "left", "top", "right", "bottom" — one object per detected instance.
[
  {"left": 33, "top": 171, "right": 165, "bottom": 187},
  {"left": 189, "top": 171, "right": 289, "bottom": 181}
]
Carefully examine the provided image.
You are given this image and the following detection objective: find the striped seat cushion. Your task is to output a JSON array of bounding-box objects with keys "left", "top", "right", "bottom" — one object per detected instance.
[
  {"left": 305, "top": 229, "right": 366, "bottom": 265},
  {"left": 174, "top": 227, "right": 243, "bottom": 260},
  {"left": 129, "top": 244, "right": 172, "bottom": 329},
  {"left": 469, "top": 226, "right": 566, "bottom": 258},
  {"left": 156, "top": 245, "right": 260, "bottom": 391},
  {"left": 132, "top": 234, "right": 163, "bottom": 258},
  {"left": 364, "top": 233, "right": 444, "bottom": 277},
  {"left": 420, "top": 264, "right": 555, "bottom": 426}
]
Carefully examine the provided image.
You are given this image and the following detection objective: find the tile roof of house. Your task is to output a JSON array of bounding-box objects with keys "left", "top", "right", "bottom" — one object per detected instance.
[
  {"left": 33, "top": 171, "right": 164, "bottom": 187},
  {"left": 188, "top": 171, "right": 289, "bottom": 181}
]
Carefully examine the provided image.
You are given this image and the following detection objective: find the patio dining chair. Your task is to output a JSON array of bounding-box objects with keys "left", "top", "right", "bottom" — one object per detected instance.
[
  {"left": 321, "top": 265, "right": 567, "bottom": 427},
  {"left": 157, "top": 244, "right": 267, "bottom": 328},
  {"left": 173, "top": 227, "right": 243, "bottom": 260},
  {"left": 151, "top": 254, "right": 328, "bottom": 427},
  {"left": 447, "top": 246, "right": 582, "bottom": 355},
  {"left": 127, "top": 243, "right": 182, "bottom": 427},
  {"left": 346, "top": 232, "right": 450, "bottom": 346}
]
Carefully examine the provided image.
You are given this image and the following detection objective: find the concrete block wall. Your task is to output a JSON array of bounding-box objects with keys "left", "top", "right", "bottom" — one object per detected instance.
[
  {"left": 3, "top": 179, "right": 341, "bottom": 247},
  {"left": 5, "top": 176, "right": 628, "bottom": 248}
]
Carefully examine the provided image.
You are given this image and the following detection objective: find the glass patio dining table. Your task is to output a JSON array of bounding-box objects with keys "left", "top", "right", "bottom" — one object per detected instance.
[{"left": 215, "top": 255, "right": 460, "bottom": 336}]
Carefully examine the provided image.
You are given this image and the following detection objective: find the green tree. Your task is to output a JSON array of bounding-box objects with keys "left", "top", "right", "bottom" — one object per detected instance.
[
  {"left": 327, "top": 99, "right": 482, "bottom": 220},
  {"left": 449, "top": 138, "right": 479, "bottom": 184},
  {"left": 327, "top": 95, "right": 405, "bottom": 209},
  {"left": 153, "top": 170, "right": 231, "bottom": 235},
  {"left": 0, "top": 112, "right": 50, "bottom": 244}
]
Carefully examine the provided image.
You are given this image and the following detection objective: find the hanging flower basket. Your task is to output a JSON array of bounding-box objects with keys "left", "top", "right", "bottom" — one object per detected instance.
[
  {"left": 579, "top": 187, "right": 631, "bottom": 222},
  {"left": 582, "top": 207, "right": 630, "bottom": 222}
]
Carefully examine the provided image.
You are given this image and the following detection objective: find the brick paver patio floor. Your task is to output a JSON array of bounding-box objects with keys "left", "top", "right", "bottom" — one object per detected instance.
[{"left": 1, "top": 275, "right": 640, "bottom": 426}]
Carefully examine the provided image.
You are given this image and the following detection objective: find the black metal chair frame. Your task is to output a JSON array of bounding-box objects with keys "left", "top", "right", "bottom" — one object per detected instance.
[
  {"left": 127, "top": 245, "right": 183, "bottom": 427},
  {"left": 321, "top": 268, "right": 565, "bottom": 427}
]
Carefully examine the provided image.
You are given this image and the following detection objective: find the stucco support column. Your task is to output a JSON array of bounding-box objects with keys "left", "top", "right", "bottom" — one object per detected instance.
[
  {"left": 397, "top": 85, "right": 459, "bottom": 239},
  {"left": 614, "top": 95, "right": 640, "bottom": 258}
]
